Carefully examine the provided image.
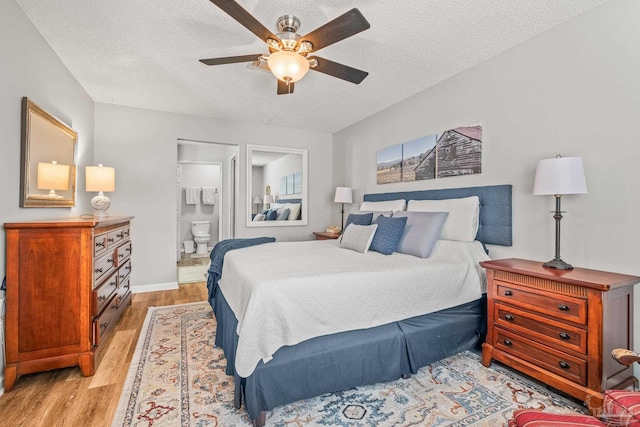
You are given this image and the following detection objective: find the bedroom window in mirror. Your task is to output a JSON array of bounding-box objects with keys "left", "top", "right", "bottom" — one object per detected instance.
[{"left": 246, "top": 145, "right": 308, "bottom": 227}]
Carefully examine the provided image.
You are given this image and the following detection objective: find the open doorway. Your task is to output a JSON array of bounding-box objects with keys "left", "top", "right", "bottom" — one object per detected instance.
[{"left": 176, "top": 140, "right": 239, "bottom": 283}]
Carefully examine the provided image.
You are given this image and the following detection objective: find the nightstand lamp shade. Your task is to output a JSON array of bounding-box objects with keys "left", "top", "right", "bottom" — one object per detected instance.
[
  {"left": 334, "top": 186, "right": 353, "bottom": 231},
  {"left": 86, "top": 164, "right": 115, "bottom": 219},
  {"left": 533, "top": 155, "right": 587, "bottom": 270},
  {"left": 37, "top": 161, "right": 70, "bottom": 198}
]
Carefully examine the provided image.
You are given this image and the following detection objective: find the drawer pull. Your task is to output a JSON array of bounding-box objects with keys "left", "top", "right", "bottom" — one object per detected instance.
[
  {"left": 125, "top": 265, "right": 131, "bottom": 272},
  {"left": 126, "top": 247, "right": 132, "bottom": 253},
  {"left": 95, "top": 241, "right": 105, "bottom": 248},
  {"left": 100, "top": 322, "right": 109, "bottom": 329},
  {"left": 98, "top": 295, "right": 106, "bottom": 301},
  {"left": 95, "top": 268, "right": 103, "bottom": 274},
  {"left": 503, "top": 339, "right": 512, "bottom": 346},
  {"left": 116, "top": 232, "right": 124, "bottom": 238},
  {"left": 559, "top": 332, "right": 571, "bottom": 340},
  {"left": 559, "top": 361, "right": 570, "bottom": 369},
  {"left": 504, "top": 314, "right": 514, "bottom": 321},
  {"left": 558, "top": 304, "right": 570, "bottom": 311},
  {"left": 108, "top": 237, "right": 115, "bottom": 243},
  {"left": 107, "top": 258, "right": 114, "bottom": 264},
  {"left": 504, "top": 290, "right": 513, "bottom": 296},
  {"left": 119, "top": 253, "right": 125, "bottom": 258}
]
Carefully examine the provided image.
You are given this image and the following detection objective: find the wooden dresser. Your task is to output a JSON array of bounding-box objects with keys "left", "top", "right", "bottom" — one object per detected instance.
[
  {"left": 3, "top": 216, "right": 134, "bottom": 391},
  {"left": 481, "top": 258, "right": 639, "bottom": 409}
]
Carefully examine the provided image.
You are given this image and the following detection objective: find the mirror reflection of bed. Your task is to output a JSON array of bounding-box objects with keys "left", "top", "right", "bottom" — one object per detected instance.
[
  {"left": 208, "top": 184, "right": 513, "bottom": 426},
  {"left": 246, "top": 145, "right": 308, "bottom": 227}
]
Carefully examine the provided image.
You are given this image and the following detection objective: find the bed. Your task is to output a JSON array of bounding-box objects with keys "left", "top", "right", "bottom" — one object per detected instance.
[{"left": 209, "top": 184, "right": 512, "bottom": 426}]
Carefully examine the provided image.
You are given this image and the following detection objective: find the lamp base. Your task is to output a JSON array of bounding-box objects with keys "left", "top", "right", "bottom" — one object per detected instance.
[
  {"left": 91, "top": 192, "right": 111, "bottom": 219},
  {"left": 543, "top": 258, "right": 573, "bottom": 270}
]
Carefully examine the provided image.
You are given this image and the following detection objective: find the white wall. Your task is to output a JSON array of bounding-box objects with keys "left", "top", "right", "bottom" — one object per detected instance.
[
  {"left": 94, "top": 103, "right": 333, "bottom": 289},
  {"left": 334, "top": 0, "right": 640, "bottom": 278},
  {"left": 0, "top": 1, "right": 95, "bottom": 282},
  {"left": 265, "top": 154, "right": 303, "bottom": 200}
]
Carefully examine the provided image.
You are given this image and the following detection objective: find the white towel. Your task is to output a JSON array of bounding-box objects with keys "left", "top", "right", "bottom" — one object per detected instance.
[
  {"left": 202, "top": 187, "right": 216, "bottom": 205},
  {"left": 185, "top": 187, "right": 199, "bottom": 205}
]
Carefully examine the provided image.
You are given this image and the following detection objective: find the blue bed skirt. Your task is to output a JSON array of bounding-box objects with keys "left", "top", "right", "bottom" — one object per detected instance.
[{"left": 211, "top": 288, "right": 486, "bottom": 421}]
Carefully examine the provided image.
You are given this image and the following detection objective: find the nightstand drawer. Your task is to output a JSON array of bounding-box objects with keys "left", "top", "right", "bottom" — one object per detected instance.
[
  {"left": 495, "top": 281, "right": 587, "bottom": 325},
  {"left": 495, "top": 328, "right": 587, "bottom": 385},
  {"left": 495, "top": 303, "right": 587, "bottom": 354}
]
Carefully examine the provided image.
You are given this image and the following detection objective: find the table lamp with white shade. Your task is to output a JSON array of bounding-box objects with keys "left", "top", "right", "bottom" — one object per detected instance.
[
  {"left": 37, "top": 161, "right": 70, "bottom": 198},
  {"left": 533, "top": 155, "right": 587, "bottom": 270},
  {"left": 86, "top": 164, "right": 115, "bottom": 219}
]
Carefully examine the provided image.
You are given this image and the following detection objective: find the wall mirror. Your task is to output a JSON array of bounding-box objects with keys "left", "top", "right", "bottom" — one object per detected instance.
[
  {"left": 20, "top": 97, "right": 77, "bottom": 207},
  {"left": 246, "top": 145, "right": 308, "bottom": 227}
]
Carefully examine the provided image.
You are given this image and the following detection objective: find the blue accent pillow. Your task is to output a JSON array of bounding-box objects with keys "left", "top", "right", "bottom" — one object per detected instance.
[
  {"left": 280, "top": 208, "right": 290, "bottom": 220},
  {"left": 343, "top": 212, "right": 373, "bottom": 232},
  {"left": 266, "top": 209, "right": 278, "bottom": 221},
  {"left": 369, "top": 216, "right": 408, "bottom": 255}
]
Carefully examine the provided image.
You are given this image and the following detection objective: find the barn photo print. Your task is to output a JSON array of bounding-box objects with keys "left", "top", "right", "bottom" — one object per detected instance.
[{"left": 376, "top": 124, "right": 482, "bottom": 184}]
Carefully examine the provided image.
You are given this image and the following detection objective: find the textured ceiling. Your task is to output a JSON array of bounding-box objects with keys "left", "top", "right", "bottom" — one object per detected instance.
[{"left": 16, "top": 0, "right": 606, "bottom": 133}]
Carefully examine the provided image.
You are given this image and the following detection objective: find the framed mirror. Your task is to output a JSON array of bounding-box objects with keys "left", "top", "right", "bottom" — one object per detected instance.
[
  {"left": 246, "top": 145, "right": 308, "bottom": 227},
  {"left": 20, "top": 97, "right": 77, "bottom": 208}
]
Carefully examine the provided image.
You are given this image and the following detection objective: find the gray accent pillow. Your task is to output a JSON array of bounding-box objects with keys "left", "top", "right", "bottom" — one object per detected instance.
[
  {"left": 393, "top": 211, "right": 449, "bottom": 258},
  {"left": 339, "top": 224, "right": 378, "bottom": 253}
]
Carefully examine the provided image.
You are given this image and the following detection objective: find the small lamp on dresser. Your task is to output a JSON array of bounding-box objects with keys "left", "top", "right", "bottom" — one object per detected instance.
[
  {"left": 334, "top": 187, "right": 353, "bottom": 231},
  {"left": 86, "top": 164, "right": 115, "bottom": 219},
  {"left": 533, "top": 155, "right": 587, "bottom": 269}
]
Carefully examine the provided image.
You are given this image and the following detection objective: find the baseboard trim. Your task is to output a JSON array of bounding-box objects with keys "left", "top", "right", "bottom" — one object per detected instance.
[{"left": 131, "top": 282, "right": 179, "bottom": 294}]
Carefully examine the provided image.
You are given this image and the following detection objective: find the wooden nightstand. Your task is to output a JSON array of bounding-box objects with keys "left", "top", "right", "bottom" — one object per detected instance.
[
  {"left": 481, "top": 258, "right": 639, "bottom": 410},
  {"left": 313, "top": 231, "right": 340, "bottom": 240}
]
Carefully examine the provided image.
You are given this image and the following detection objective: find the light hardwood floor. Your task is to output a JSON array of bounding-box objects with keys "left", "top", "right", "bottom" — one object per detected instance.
[{"left": 0, "top": 282, "right": 208, "bottom": 427}]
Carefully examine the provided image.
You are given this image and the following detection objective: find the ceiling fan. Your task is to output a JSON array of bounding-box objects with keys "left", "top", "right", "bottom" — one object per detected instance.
[{"left": 199, "top": 0, "right": 370, "bottom": 95}]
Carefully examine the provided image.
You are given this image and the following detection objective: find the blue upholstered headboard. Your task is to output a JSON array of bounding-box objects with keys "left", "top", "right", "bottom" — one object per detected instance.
[
  {"left": 363, "top": 184, "right": 512, "bottom": 246},
  {"left": 275, "top": 198, "right": 302, "bottom": 220}
]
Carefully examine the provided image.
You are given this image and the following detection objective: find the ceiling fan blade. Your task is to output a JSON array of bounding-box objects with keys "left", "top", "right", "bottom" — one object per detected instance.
[
  {"left": 301, "top": 8, "right": 370, "bottom": 52},
  {"left": 309, "top": 56, "right": 368, "bottom": 84},
  {"left": 277, "top": 79, "right": 294, "bottom": 95},
  {"left": 199, "top": 54, "right": 263, "bottom": 66},
  {"left": 209, "top": 0, "right": 278, "bottom": 43}
]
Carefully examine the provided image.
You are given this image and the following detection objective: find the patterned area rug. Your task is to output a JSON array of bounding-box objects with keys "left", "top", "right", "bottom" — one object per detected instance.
[{"left": 112, "top": 302, "right": 586, "bottom": 426}]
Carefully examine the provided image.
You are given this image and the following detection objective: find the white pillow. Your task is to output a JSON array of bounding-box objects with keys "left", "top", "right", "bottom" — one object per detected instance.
[
  {"left": 284, "top": 203, "right": 301, "bottom": 221},
  {"left": 270, "top": 203, "right": 284, "bottom": 210},
  {"left": 339, "top": 224, "right": 378, "bottom": 253},
  {"left": 253, "top": 213, "right": 266, "bottom": 221},
  {"left": 407, "top": 196, "right": 480, "bottom": 242},
  {"left": 359, "top": 199, "right": 406, "bottom": 212}
]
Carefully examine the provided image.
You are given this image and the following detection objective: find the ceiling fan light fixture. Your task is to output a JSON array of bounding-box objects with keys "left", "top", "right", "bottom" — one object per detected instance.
[{"left": 267, "top": 50, "right": 309, "bottom": 83}]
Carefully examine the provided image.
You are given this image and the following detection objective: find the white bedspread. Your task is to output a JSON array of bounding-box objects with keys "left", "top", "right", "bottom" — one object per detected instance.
[{"left": 218, "top": 239, "right": 490, "bottom": 377}]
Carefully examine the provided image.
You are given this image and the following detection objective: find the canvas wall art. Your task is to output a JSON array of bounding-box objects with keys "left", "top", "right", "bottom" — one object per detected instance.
[{"left": 377, "top": 124, "right": 482, "bottom": 184}]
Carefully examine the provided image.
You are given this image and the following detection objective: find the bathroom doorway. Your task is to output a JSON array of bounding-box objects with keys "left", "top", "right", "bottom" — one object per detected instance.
[{"left": 176, "top": 140, "right": 239, "bottom": 283}]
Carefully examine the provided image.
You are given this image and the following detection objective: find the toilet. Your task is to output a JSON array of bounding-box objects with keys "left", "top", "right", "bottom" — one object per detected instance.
[{"left": 190, "top": 220, "right": 211, "bottom": 255}]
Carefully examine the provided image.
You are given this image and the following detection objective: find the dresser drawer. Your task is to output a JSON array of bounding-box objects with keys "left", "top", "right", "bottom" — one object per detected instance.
[
  {"left": 495, "top": 303, "right": 587, "bottom": 355},
  {"left": 494, "top": 281, "right": 587, "bottom": 325},
  {"left": 107, "top": 228, "right": 127, "bottom": 248},
  {"left": 116, "top": 241, "right": 132, "bottom": 265},
  {"left": 94, "top": 251, "right": 116, "bottom": 285},
  {"left": 94, "top": 233, "right": 108, "bottom": 258},
  {"left": 118, "top": 259, "right": 132, "bottom": 283},
  {"left": 93, "top": 272, "right": 118, "bottom": 315},
  {"left": 495, "top": 328, "right": 587, "bottom": 385},
  {"left": 93, "top": 296, "right": 120, "bottom": 346}
]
